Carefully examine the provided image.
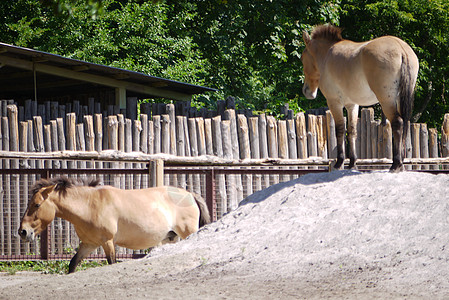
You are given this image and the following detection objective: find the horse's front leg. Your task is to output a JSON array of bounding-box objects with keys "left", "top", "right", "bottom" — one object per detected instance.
[
  {"left": 346, "top": 104, "right": 359, "bottom": 169},
  {"left": 102, "top": 239, "right": 116, "bottom": 265},
  {"left": 329, "top": 105, "right": 345, "bottom": 170},
  {"left": 69, "top": 242, "right": 97, "bottom": 273}
]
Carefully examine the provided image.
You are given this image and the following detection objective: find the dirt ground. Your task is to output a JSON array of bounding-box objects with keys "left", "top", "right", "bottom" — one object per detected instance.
[{"left": 1, "top": 170, "right": 449, "bottom": 299}]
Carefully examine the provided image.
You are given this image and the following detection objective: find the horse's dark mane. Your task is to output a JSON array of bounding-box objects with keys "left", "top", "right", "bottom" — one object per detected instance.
[
  {"left": 31, "top": 176, "right": 102, "bottom": 197},
  {"left": 311, "top": 25, "right": 343, "bottom": 42}
]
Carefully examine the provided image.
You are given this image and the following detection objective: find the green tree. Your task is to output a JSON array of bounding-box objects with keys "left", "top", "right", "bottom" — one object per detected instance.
[
  {"left": 0, "top": 0, "right": 208, "bottom": 86},
  {"left": 167, "top": 0, "right": 341, "bottom": 113}
]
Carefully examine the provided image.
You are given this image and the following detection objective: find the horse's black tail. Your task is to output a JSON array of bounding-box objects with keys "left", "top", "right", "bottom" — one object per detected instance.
[
  {"left": 193, "top": 193, "right": 211, "bottom": 227},
  {"left": 399, "top": 53, "right": 416, "bottom": 153}
]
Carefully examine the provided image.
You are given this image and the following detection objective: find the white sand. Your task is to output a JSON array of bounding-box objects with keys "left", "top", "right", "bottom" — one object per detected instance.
[{"left": 2, "top": 170, "right": 448, "bottom": 299}]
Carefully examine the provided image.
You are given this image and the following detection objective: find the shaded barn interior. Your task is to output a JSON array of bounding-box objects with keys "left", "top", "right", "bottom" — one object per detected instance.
[{"left": 0, "top": 42, "right": 215, "bottom": 116}]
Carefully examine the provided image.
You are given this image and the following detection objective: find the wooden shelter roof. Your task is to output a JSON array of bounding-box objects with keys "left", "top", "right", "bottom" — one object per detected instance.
[{"left": 0, "top": 42, "right": 215, "bottom": 104}]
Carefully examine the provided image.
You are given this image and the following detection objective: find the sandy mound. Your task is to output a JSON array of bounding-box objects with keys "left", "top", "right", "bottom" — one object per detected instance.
[{"left": 1, "top": 170, "right": 448, "bottom": 299}]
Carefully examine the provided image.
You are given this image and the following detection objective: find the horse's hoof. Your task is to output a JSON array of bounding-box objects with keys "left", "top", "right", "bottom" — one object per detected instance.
[
  {"left": 333, "top": 158, "right": 344, "bottom": 170},
  {"left": 348, "top": 164, "right": 358, "bottom": 170},
  {"left": 389, "top": 163, "right": 404, "bottom": 173}
]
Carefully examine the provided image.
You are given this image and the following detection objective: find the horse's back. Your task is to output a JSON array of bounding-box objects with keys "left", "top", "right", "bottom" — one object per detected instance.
[
  {"left": 324, "top": 35, "right": 418, "bottom": 107},
  {"left": 361, "top": 36, "right": 418, "bottom": 75}
]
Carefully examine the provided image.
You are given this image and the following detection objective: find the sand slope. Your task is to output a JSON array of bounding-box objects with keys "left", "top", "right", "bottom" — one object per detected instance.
[{"left": 1, "top": 170, "right": 448, "bottom": 299}]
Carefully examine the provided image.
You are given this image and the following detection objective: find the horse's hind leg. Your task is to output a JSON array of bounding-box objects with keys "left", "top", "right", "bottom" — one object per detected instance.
[
  {"left": 390, "top": 115, "right": 404, "bottom": 172},
  {"left": 69, "top": 243, "right": 97, "bottom": 273},
  {"left": 346, "top": 104, "right": 359, "bottom": 169},
  {"left": 102, "top": 239, "right": 116, "bottom": 265}
]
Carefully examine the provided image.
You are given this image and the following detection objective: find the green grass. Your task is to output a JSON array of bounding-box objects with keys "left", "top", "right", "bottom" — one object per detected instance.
[{"left": 0, "top": 260, "right": 108, "bottom": 275}]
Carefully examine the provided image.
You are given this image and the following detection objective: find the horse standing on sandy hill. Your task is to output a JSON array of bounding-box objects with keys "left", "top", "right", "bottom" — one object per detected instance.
[
  {"left": 301, "top": 25, "right": 419, "bottom": 172},
  {"left": 19, "top": 177, "right": 210, "bottom": 273}
]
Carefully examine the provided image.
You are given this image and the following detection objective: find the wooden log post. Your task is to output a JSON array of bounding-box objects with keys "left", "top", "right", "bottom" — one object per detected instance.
[
  {"left": 442, "top": 114, "right": 449, "bottom": 169},
  {"left": 19, "top": 121, "right": 29, "bottom": 254},
  {"left": 117, "top": 114, "right": 125, "bottom": 187},
  {"left": 133, "top": 119, "right": 142, "bottom": 188},
  {"left": 150, "top": 159, "right": 164, "bottom": 187},
  {"left": 26, "top": 119, "right": 38, "bottom": 253},
  {"left": 66, "top": 113, "right": 77, "bottom": 169},
  {"left": 287, "top": 119, "right": 297, "bottom": 159},
  {"left": 106, "top": 115, "right": 118, "bottom": 185},
  {"left": 153, "top": 115, "right": 161, "bottom": 154},
  {"left": 370, "top": 121, "right": 379, "bottom": 159},
  {"left": 224, "top": 109, "right": 243, "bottom": 204},
  {"left": 237, "top": 114, "right": 252, "bottom": 197},
  {"left": 277, "top": 120, "right": 288, "bottom": 159},
  {"left": 204, "top": 118, "right": 213, "bottom": 156},
  {"left": 382, "top": 119, "right": 392, "bottom": 159},
  {"left": 1, "top": 117, "right": 11, "bottom": 255},
  {"left": 267, "top": 115, "right": 279, "bottom": 184},
  {"left": 295, "top": 113, "right": 307, "bottom": 159},
  {"left": 76, "top": 123, "right": 86, "bottom": 169},
  {"left": 317, "top": 116, "right": 327, "bottom": 159},
  {"left": 188, "top": 117, "right": 201, "bottom": 195},
  {"left": 212, "top": 116, "right": 223, "bottom": 157},
  {"left": 267, "top": 116, "right": 278, "bottom": 158},
  {"left": 196, "top": 117, "right": 206, "bottom": 156},
  {"left": 43, "top": 124, "right": 52, "bottom": 168},
  {"left": 258, "top": 114, "right": 270, "bottom": 188},
  {"left": 148, "top": 119, "right": 154, "bottom": 155},
  {"left": 140, "top": 114, "right": 149, "bottom": 188},
  {"left": 125, "top": 118, "right": 132, "bottom": 188},
  {"left": 166, "top": 104, "right": 177, "bottom": 155},
  {"left": 248, "top": 116, "right": 262, "bottom": 191},
  {"left": 411, "top": 123, "right": 421, "bottom": 170},
  {"left": 7, "top": 105, "right": 20, "bottom": 255},
  {"left": 176, "top": 116, "right": 186, "bottom": 190},
  {"left": 326, "top": 111, "right": 337, "bottom": 159},
  {"left": 94, "top": 114, "right": 103, "bottom": 172},
  {"left": 277, "top": 119, "right": 290, "bottom": 182},
  {"left": 419, "top": 123, "right": 429, "bottom": 170},
  {"left": 33, "top": 116, "right": 44, "bottom": 169},
  {"left": 84, "top": 115, "right": 95, "bottom": 169},
  {"left": 307, "top": 114, "right": 318, "bottom": 158},
  {"left": 429, "top": 128, "right": 439, "bottom": 170},
  {"left": 49, "top": 120, "right": 60, "bottom": 169},
  {"left": 221, "top": 120, "right": 235, "bottom": 213}
]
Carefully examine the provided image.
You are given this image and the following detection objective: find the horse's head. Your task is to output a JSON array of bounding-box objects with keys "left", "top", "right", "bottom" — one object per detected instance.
[
  {"left": 301, "top": 25, "right": 343, "bottom": 99},
  {"left": 301, "top": 31, "right": 320, "bottom": 99},
  {"left": 18, "top": 184, "right": 57, "bottom": 242}
]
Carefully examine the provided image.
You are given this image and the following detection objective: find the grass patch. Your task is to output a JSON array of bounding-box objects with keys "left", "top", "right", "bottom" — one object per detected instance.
[{"left": 0, "top": 260, "right": 108, "bottom": 275}]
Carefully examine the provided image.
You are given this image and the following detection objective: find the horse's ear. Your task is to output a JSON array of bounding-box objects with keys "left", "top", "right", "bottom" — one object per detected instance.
[
  {"left": 303, "top": 31, "right": 311, "bottom": 46},
  {"left": 40, "top": 185, "right": 56, "bottom": 200}
]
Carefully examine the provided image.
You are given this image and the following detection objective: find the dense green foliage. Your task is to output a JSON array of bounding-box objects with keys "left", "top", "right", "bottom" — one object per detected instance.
[{"left": 1, "top": 0, "right": 448, "bottom": 126}]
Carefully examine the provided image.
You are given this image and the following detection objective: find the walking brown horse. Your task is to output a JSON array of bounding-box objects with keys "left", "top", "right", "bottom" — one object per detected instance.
[
  {"left": 19, "top": 177, "right": 210, "bottom": 273},
  {"left": 301, "top": 25, "right": 419, "bottom": 171}
]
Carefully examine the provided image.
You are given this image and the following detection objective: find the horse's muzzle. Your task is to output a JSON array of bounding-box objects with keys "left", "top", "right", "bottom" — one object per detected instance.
[
  {"left": 303, "top": 84, "right": 318, "bottom": 99},
  {"left": 18, "top": 228, "right": 35, "bottom": 242}
]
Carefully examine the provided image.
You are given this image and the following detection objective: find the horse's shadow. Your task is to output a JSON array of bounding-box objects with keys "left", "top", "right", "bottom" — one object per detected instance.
[{"left": 240, "top": 169, "right": 364, "bottom": 206}]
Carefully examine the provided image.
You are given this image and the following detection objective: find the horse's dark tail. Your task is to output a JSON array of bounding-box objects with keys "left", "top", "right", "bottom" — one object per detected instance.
[
  {"left": 399, "top": 53, "right": 416, "bottom": 153},
  {"left": 193, "top": 193, "right": 211, "bottom": 227}
]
